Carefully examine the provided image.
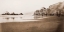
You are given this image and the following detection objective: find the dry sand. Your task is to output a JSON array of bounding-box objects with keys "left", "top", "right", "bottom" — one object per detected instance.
[
  {"left": 0, "top": 16, "right": 64, "bottom": 32},
  {"left": 0, "top": 23, "right": 2, "bottom": 32}
]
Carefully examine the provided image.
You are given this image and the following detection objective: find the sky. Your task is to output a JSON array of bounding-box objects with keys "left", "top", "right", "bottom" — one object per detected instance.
[{"left": 0, "top": 0, "right": 64, "bottom": 15}]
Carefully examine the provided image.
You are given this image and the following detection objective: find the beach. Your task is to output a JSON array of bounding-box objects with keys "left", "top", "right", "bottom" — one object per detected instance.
[
  {"left": 0, "top": 23, "right": 1, "bottom": 32},
  {"left": 0, "top": 16, "right": 63, "bottom": 32}
]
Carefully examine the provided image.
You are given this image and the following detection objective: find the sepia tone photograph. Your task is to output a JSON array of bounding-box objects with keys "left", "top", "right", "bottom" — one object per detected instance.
[{"left": 0, "top": 0, "right": 64, "bottom": 32}]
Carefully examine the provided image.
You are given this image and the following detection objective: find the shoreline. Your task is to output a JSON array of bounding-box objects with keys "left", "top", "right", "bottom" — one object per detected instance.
[{"left": 0, "top": 16, "right": 49, "bottom": 23}]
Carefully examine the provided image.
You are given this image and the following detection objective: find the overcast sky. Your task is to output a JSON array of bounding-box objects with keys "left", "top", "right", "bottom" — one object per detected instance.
[{"left": 0, "top": 0, "right": 64, "bottom": 14}]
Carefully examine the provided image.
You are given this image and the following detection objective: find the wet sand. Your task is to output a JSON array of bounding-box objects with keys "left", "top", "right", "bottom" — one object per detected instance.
[{"left": 0, "top": 16, "right": 63, "bottom": 32}]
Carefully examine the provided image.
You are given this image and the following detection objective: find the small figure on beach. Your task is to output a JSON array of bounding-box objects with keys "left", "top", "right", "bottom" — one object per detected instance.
[
  {"left": 5, "top": 17, "right": 9, "bottom": 20},
  {"left": 11, "top": 17, "right": 15, "bottom": 20}
]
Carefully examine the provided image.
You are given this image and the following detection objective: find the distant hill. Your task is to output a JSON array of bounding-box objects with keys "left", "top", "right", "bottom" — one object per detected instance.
[
  {"left": 48, "top": 2, "right": 64, "bottom": 14},
  {"left": 1, "top": 12, "right": 23, "bottom": 15},
  {"left": 34, "top": 1, "right": 64, "bottom": 16}
]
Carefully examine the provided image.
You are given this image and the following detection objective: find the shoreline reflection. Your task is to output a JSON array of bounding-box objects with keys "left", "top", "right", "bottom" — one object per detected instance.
[{"left": 0, "top": 15, "right": 45, "bottom": 21}]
